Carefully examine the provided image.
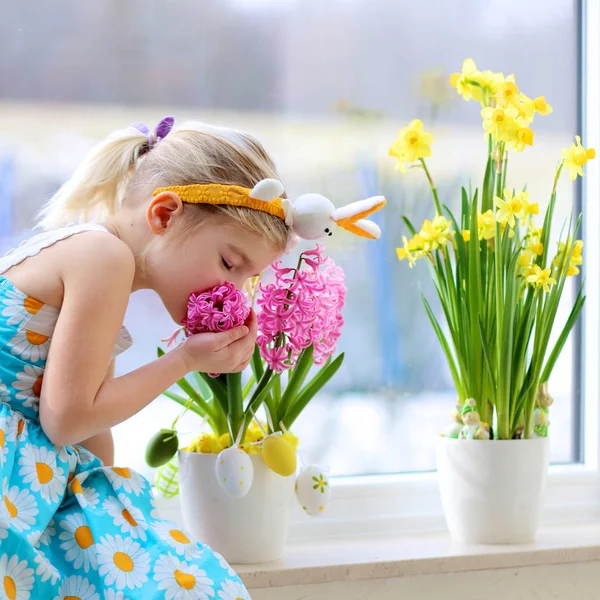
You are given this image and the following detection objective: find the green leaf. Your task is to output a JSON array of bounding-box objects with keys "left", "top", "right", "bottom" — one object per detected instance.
[
  {"left": 191, "top": 371, "right": 213, "bottom": 400},
  {"left": 157, "top": 348, "right": 216, "bottom": 419},
  {"left": 279, "top": 345, "right": 314, "bottom": 422},
  {"left": 461, "top": 187, "right": 470, "bottom": 230},
  {"left": 477, "top": 316, "right": 496, "bottom": 391},
  {"left": 198, "top": 372, "right": 229, "bottom": 416},
  {"left": 421, "top": 295, "right": 463, "bottom": 398},
  {"left": 227, "top": 372, "right": 243, "bottom": 441},
  {"left": 250, "top": 344, "right": 264, "bottom": 381},
  {"left": 282, "top": 353, "right": 345, "bottom": 429},
  {"left": 242, "top": 374, "right": 256, "bottom": 400},
  {"left": 242, "top": 369, "right": 277, "bottom": 437},
  {"left": 401, "top": 216, "right": 418, "bottom": 237},
  {"left": 162, "top": 390, "right": 203, "bottom": 416},
  {"left": 540, "top": 286, "right": 585, "bottom": 382},
  {"left": 482, "top": 154, "right": 495, "bottom": 213}
]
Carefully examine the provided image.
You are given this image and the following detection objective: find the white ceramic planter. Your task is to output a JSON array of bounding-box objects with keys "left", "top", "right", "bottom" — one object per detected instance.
[
  {"left": 178, "top": 450, "right": 295, "bottom": 563},
  {"left": 437, "top": 437, "right": 549, "bottom": 544}
]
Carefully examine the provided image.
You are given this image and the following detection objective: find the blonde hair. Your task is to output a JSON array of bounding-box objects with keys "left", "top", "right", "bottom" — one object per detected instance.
[{"left": 38, "top": 122, "right": 290, "bottom": 249}]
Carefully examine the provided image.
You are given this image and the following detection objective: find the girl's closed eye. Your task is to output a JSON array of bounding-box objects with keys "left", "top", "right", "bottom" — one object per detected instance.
[{"left": 221, "top": 256, "right": 233, "bottom": 271}]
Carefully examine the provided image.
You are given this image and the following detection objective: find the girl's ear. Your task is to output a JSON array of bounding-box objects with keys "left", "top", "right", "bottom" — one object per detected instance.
[{"left": 146, "top": 191, "right": 185, "bottom": 234}]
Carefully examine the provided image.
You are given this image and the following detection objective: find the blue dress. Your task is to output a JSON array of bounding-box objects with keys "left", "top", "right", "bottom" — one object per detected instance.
[{"left": 0, "top": 225, "right": 251, "bottom": 600}]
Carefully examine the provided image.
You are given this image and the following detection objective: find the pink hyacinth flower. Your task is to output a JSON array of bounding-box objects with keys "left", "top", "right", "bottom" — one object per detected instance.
[
  {"left": 183, "top": 282, "right": 250, "bottom": 335},
  {"left": 256, "top": 245, "right": 346, "bottom": 370}
]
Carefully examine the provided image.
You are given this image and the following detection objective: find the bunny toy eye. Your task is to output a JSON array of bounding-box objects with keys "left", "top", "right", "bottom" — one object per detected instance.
[{"left": 325, "top": 228, "right": 332, "bottom": 237}]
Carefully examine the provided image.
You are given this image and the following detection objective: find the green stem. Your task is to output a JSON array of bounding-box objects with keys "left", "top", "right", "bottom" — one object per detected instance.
[{"left": 420, "top": 158, "right": 443, "bottom": 216}]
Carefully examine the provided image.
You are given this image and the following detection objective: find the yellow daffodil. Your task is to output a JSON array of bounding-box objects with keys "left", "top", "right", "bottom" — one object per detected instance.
[
  {"left": 533, "top": 96, "right": 553, "bottom": 116},
  {"left": 507, "top": 127, "right": 535, "bottom": 152},
  {"left": 389, "top": 119, "right": 434, "bottom": 172},
  {"left": 494, "top": 79, "right": 520, "bottom": 108},
  {"left": 527, "top": 240, "right": 544, "bottom": 256},
  {"left": 527, "top": 223, "right": 543, "bottom": 241},
  {"left": 397, "top": 236, "right": 416, "bottom": 266},
  {"left": 517, "top": 249, "right": 534, "bottom": 268},
  {"left": 515, "top": 94, "right": 536, "bottom": 125},
  {"left": 462, "top": 230, "right": 471, "bottom": 242},
  {"left": 449, "top": 58, "right": 480, "bottom": 101},
  {"left": 526, "top": 265, "right": 557, "bottom": 293},
  {"left": 481, "top": 105, "right": 519, "bottom": 140},
  {"left": 419, "top": 216, "right": 454, "bottom": 252},
  {"left": 494, "top": 189, "right": 523, "bottom": 228},
  {"left": 515, "top": 191, "right": 539, "bottom": 225},
  {"left": 478, "top": 210, "right": 496, "bottom": 241},
  {"left": 561, "top": 135, "right": 596, "bottom": 180},
  {"left": 517, "top": 249, "right": 535, "bottom": 278},
  {"left": 553, "top": 238, "right": 584, "bottom": 277}
]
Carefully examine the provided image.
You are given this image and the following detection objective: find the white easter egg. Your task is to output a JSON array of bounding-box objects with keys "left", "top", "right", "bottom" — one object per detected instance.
[
  {"left": 294, "top": 465, "right": 331, "bottom": 517},
  {"left": 215, "top": 447, "right": 254, "bottom": 499}
]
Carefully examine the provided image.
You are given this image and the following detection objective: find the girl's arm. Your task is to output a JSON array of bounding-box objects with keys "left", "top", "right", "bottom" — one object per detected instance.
[
  {"left": 79, "top": 359, "right": 115, "bottom": 465},
  {"left": 39, "top": 232, "right": 254, "bottom": 447}
]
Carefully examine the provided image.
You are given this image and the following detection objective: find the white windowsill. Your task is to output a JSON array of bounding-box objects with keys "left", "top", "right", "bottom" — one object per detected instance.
[
  {"left": 155, "top": 491, "right": 600, "bottom": 591},
  {"left": 236, "top": 523, "right": 600, "bottom": 590}
]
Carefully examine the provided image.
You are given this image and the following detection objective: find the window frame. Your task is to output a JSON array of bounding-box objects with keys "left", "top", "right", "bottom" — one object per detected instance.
[{"left": 287, "top": 0, "right": 600, "bottom": 542}]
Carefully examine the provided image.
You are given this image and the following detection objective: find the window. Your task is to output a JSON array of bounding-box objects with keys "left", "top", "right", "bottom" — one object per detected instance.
[{"left": 0, "top": 0, "right": 588, "bottom": 492}]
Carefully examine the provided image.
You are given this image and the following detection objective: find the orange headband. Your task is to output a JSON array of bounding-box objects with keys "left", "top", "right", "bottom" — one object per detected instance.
[{"left": 153, "top": 179, "right": 386, "bottom": 241}]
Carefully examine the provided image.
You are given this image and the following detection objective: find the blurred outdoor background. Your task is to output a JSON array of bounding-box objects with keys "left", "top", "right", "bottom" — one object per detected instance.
[{"left": 0, "top": 0, "right": 582, "bottom": 480}]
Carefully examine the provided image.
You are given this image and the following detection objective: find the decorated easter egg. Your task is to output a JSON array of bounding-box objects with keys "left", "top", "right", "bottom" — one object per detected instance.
[
  {"left": 215, "top": 447, "right": 253, "bottom": 499},
  {"left": 261, "top": 435, "right": 297, "bottom": 476},
  {"left": 145, "top": 429, "right": 179, "bottom": 468},
  {"left": 295, "top": 465, "right": 331, "bottom": 516}
]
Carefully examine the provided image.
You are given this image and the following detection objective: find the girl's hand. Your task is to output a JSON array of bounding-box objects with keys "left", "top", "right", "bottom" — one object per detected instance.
[{"left": 177, "top": 309, "right": 258, "bottom": 374}]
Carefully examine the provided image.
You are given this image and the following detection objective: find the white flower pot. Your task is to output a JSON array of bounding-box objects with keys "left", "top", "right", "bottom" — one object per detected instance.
[
  {"left": 178, "top": 450, "right": 296, "bottom": 563},
  {"left": 436, "top": 437, "right": 549, "bottom": 544}
]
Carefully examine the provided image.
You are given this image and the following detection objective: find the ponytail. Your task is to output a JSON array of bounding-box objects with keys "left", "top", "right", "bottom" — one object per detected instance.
[{"left": 37, "top": 126, "right": 150, "bottom": 230}]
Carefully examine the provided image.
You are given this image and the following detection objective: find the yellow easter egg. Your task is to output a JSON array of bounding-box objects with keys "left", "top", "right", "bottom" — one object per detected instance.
[{"left": 261, "top": 436, "right": 297, "bottom": 476}]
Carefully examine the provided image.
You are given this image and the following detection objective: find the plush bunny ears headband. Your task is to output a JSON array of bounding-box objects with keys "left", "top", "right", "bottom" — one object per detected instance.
[{"left": 153, "top": 179, "right": 387, "bottom": 241}]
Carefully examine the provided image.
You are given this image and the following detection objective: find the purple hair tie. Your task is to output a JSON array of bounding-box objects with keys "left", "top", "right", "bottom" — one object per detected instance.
[{"left": 131, "top": 116, "right": 174, "bottom": 155}]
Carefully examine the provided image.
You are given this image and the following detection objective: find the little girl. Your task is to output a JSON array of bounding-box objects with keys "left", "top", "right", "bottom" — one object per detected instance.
[{"left": 0, "top": 117, "right": 292, "bottom": 599}]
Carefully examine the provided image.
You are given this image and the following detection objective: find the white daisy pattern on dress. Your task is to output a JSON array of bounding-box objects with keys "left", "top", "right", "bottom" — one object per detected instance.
[
  {"left": 33, "top": 548, "right": 60, "bottom": 585},
  {"left": 217, "top": 579, "right": 251, "bottom": 600},
  {"left": 12, "top": 365, "right": 44, "bottom": 410},
  {"left": 0, "top": 517, "right": 9, "bottom": 541},
  {"left": 7, "top": 328, "right": 50, "bottom": 363},
  {"left": 97, "top": 534, "right": 150, "bottom": 591},
  {"left": 105, "top": 467, "right": 146, "bottom": 497},
  {"left": 153, "top": 553, "right": 215, "bottom": 600},
  {"left": 53, "top": 574, "right": 100, "bottom": 600},
  {"left": 213, "top": 552, "right": 235, "bottom": 578},
  {"left": 0, "top": 553, "right": 34, "bottom": 600},
  {"left": 104, "top": 590, "right": 131, "bottom": 600},
  {"left": 59, "top": 512, "right": 98, "bottom": 574},
  {"left": 0, "top": 288, "right": 42, "bottom": 327},
  {"left": 75, "top": 446, "right": 97, "bottom": 467},
  {"left": 0, "top": 417, "right": 9, "bottom": 468},
  {"left": 1, "top": 410, "right": 22, "bottom": 444},
  {"left": 18, "top": 443, "right": 66, "bottom": 504},
  {"left": 0, "top": 382, "right": 10, "bottom": 401},
  {"left": 71, "top": 478, "right": 100, "bottom": 509},
  {"left": 103, "top": 493, "right": 148, "bottom": 541},
  {"left": 36, "top": 518, "right": 56, "bottom": 547},
  {"left": 0, "top": 478, "right": 38, "bottom": 532},
  {"left": 152, "top": 521, "right": 202, "bottom": 561}
]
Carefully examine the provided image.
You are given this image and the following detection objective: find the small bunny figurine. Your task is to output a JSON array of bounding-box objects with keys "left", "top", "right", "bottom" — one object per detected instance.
[
  {"left": 249, "top": 179, "right": 386, "bottom": 240},
  {"left": 444, "top": 403, "right": 464, "bottom": 438},
  {"left": 533, "top": 382, "right": 554, "bottom": 438},
  {"left": 458, "top": 398, "right": 481, "bottom": 440}
]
